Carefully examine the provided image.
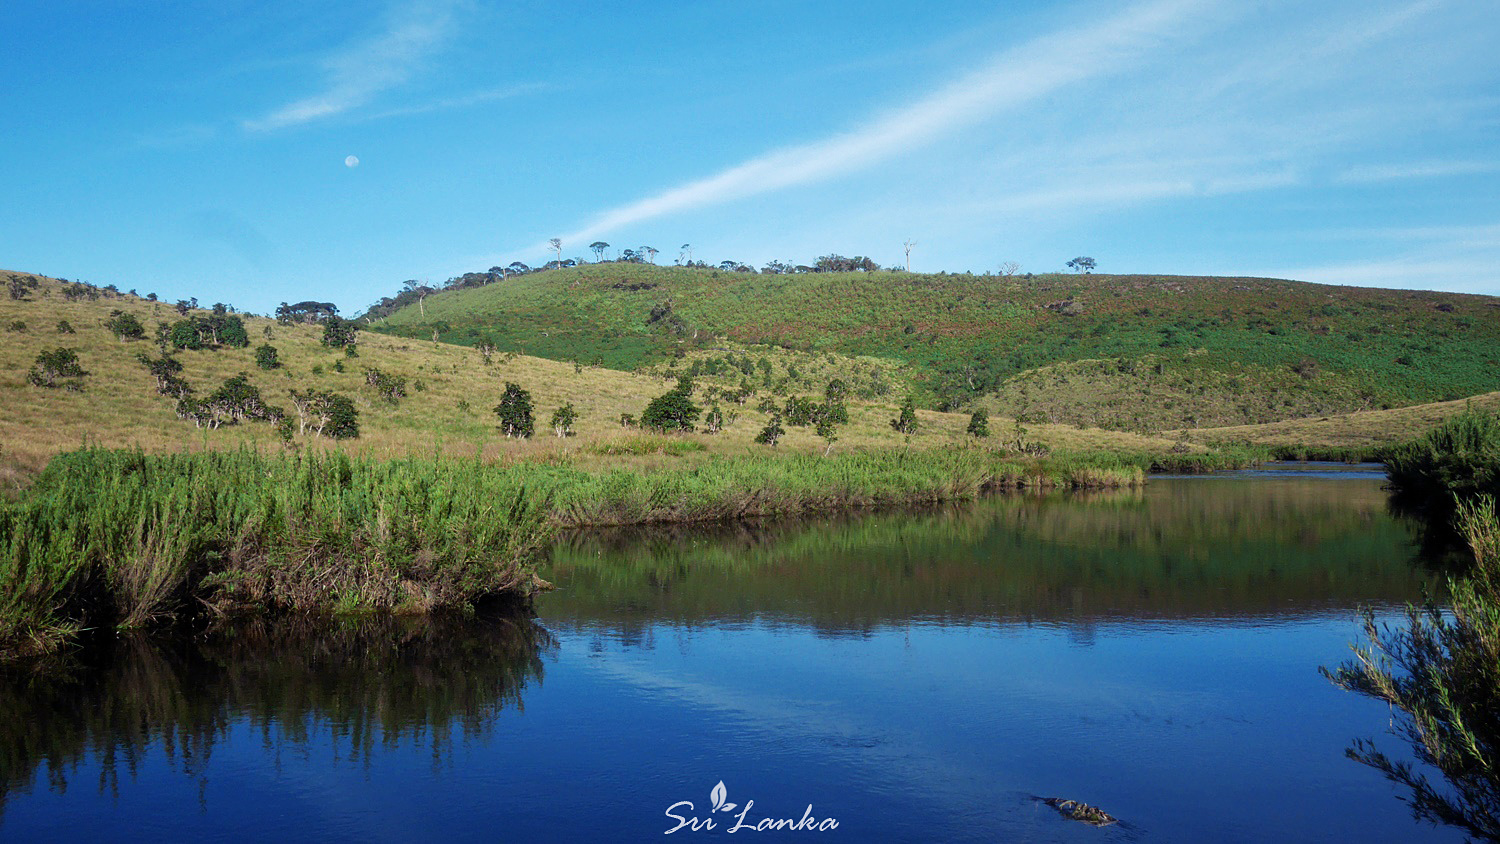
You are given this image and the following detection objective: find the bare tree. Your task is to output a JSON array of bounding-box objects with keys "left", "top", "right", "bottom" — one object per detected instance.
[
  {"left": 643, "top": 245, "right": 659, "bottom": 264},
  {"left": 549, "top": 238, "right": 563, "bottom": 266},
  {"left": 679, "top": 243, "right": 693, "bottom": 265},
  {"left": 999, "top": 261, "right": 1021, "bottom": 277},
  {"left": 902, "top": 239, "right": 917, "bottom": 272}
]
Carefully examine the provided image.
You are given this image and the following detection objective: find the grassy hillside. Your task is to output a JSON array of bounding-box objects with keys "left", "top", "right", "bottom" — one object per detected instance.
[
  {"left": 1179, "top": 391, "right": 1500, "bottom": 451},
  {"left": 0, "top": 270, "right": 1189, "bottom": 487},
  {"left": 367, "top": 264, "right": 1500, "bottom": 429}
]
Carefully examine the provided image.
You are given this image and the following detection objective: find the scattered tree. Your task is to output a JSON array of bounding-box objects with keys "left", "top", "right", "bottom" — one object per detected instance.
[
  {"left": 550, "top": 403, "right": 578, "bottom": 437},
  {"left": 890, "top": 397, "right": 919, "bottom": 436},
  {"left": 493, "top": 382, "right": 535, "bottom": 438},
  {"left": 702, "top": 404, "right": 724, "bottom": 434},
  {"left": 27, "top": 348, "right": 88, "bottom": 389},
  {"left": 322, "top": 316, "right": 360, "bottom": 348},
  {"left": 641, "top": 376, "right": 701, "bottom": 433},
  {"left": 754, "top": 416, "right": 785, "bottom": 447},
  {"left": 7, "top": 274, "right": 39, "bottom": 300},
  {"left": 903, "top": 239, "right": 917, "bottom": 272},
  {"left": 288, "top": 389, "right": 359, "bottom": 439},
  {"left": 590, "top": 241, "right": 610, "bottom": 261},
  {"left": 967, "top": 409, "right": 991, "bottom": 438},
  {"left": 255, "top": 344, "right": 281, "bottom": 370},
  {"left": 105, "top": 310, "right": 146, "bottom": 341},
  {"left": 1067, "top": 256, "right": 1097, "bottom": 274},
  {"left": 549, "top": 238, "right": 563, "bottom": 266},
  {"left": 55, "top": 319, "right": 75, "bottom": 334}
]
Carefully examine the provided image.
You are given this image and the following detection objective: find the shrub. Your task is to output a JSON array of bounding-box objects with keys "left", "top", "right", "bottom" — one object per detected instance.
[
  {"left": 364, "top": 368, "right": 407, "bottom": 403},
  {"left": 755, "top": 416, "right": 785, "bottom": 447},
  {"left": 493, "top": 382, "right": 535, "bottom": 439},
  {"left": 1385, "top": 408, "right": 1500, "bottom": 509},
  {"left": 550, "top": 403, "right": 578, "bottom": 437},
  {"left": 322, "top": 317, "right": 359, "bottom": 348},
  {"left": 55, "top": 319, "right": 75, "bottom": 334},
  {"left": 967, "top": 409, "right": 991, "bottom": 438},
  {"left": 890, "top": 397, "right": 919, "bottom": 435},
  {"left": 288, "top": 389, "right": 360, "bottom": 439},
  {"left": 255, "top": 343, "right": 281, "bottom": 370},
  {"left": 27, "top": 348, "right": 88, "bottom": 388},
  {"left": 641, "top": 377, "right": 701, "bottom": 433}
]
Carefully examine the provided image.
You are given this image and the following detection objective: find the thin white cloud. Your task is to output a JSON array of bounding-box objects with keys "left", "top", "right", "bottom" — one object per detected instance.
[
  {"left": 243, "top": 2, "right": 458, "bottom": 132},
  {"left": 1335, "top": 159, "right": 1500, "bottom": 184},
  {"left": 361, "top": 82, "right": 551, "bottom": 122},
  {"left": 545, "top": 0, "right": 1227, "bottom": 250}
]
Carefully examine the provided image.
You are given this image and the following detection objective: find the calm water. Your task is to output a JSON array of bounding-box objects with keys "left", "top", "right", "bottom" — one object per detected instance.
[{"left": 0, "top": 465, "right": 1467, "bottom": 842}]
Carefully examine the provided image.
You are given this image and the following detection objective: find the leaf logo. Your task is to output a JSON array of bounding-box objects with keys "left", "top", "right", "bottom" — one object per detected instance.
[{"left": 710, "top": 781, "right": 736, "bottom": 813}]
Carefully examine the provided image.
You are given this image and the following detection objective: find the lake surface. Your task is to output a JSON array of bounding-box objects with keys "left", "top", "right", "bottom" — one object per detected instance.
[{"left": 0, "top": 464, "right": 1467, "bottom": 842}]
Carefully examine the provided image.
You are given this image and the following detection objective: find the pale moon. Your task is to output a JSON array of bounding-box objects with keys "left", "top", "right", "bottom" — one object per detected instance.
[{"left": 344, "top": 155, "right": 360, "bottom": 168}]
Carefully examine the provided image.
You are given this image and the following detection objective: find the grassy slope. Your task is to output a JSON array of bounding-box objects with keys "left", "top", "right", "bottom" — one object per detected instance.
[
  {"left": 0, "top": 271, "right": 1185, "bottom": 486},
  {"left": 1179, "top": 390, "right": 1500, "bottom": 450},
  {"left": 368, "top": 264, "right": 1500, "bottom": 429}
]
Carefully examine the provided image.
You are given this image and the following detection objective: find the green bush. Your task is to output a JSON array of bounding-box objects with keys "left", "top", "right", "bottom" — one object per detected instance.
[{"left": 1385, "top": 408, "right": 1500, "bottom": 507}]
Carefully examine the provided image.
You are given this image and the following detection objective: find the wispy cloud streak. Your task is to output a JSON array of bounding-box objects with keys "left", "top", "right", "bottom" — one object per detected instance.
[
  {"left": 244, "top": 2, "right": 458, "bottom": 132},
  {"left": 551, "top": 0, "right": 1223, "bottom": 248}
]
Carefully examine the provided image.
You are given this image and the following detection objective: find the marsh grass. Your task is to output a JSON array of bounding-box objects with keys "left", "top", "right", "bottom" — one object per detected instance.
[
  {"left": 0, "top": 444, "right": 1154, "bottom": 658},
  {"left": 0, "top": 449, "right": 554, "bottom": 659}
]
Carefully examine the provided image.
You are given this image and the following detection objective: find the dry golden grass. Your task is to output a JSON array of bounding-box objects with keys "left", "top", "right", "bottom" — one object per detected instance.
[
  {"left": 1177, "top": 391, "right": 1500, "bottom": 449},
  {"left": 1, "top": 270, "right": 1187, "bottom": 481}
]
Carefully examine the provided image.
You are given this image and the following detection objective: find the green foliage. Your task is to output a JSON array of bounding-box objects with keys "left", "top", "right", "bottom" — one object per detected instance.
[
  {"left": 55, "top": 319, "right": 75, "bottom": 334},
  {"left": 890, "top": 397, "right": 919, "bottom": 436},
  {"left": 255, "top": 343, "right": 281, "bottom": 370},
  {"left": 137, "top": 353, "right": 191, "bottom": 398},
  {"left": 288, "top": 389, "right": 359, "bottom": 439},
  {"left": 166, "top": 319, "right": 202, "bottom": 350},
  {"left": 702, "top": 405, "right": 725, "bottom": 434},
  {"left": 641, "top": 377, "right": 701, "bottom": 433},
  {"left": 219, "top": 315, "right": 249, "bottom": 348},
  {"left": 27, "top": 348, "right": 88, "bottom": 389},
  {"left": 7, "top": 320, "right": 26, "bottom": 332},
  {"left": 7, "top": 274, "right": 39, "bottom": 300},
  {"left": 755, "top": 416, "right": 785, "bottom": 447},
  {"left": 1323, "top": 498, "right": 1500, "bottom": 842},
  {"left": 176, "top": 374, "right": 280, "bottom": 429},
  {"left": 1385, "top": 408, "right": 1500, "bottom": 509},
  {"left": 321, "top": 316, "right": 360, "bottom": 348},
  {"left": 364, "top": 368, "right": 408, "bottom": 404},
  {"left": 550, "top": 402, "right": 578, "bottom": 437},
  {"left": 967, "top": 409, "right": 991, "bottom": 438},
  {"left": 493, "top": 382, "right": 535, "bottom": 439}
]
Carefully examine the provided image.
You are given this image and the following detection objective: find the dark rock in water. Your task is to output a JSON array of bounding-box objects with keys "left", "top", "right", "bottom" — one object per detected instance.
[{"left": 1041, "top": 797, "right": 1118, "bottom": 827}]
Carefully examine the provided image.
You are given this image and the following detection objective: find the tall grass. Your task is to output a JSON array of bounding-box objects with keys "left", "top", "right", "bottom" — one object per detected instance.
[
  {"left": 0, "top": 449, "right": 553, "bottom": 659},
  {"left": 0, "top": 445, "right": 1153, "bottom": 658}
]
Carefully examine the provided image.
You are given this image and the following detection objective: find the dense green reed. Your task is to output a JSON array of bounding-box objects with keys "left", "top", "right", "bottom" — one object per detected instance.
[
  {"left": 0, "top": 445, "right": 1153, "bottom": 658},
  {"left": 0, "top": 449, "right": 554, "bottom": 659}
]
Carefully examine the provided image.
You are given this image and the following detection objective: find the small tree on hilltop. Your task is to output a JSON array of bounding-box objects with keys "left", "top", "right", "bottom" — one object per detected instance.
[
  {"left": 641, "top": 376, "right": 701, "bottom": 433},
  {"left": 7, "top": 274, "right": 39, "bottom": 300},
  {"left": 967, "top": 409, "right": 991, "bottom": 438},
  {"left": 1067, "top": 256, "right": 1097, "bottom": 274},
  {"left": 551, "top": 403, "right": 578, "bottom": 437},
  {"left": 322, "top": 316, "right": 359, "bottom": 348},
  {"left": 493, "top": 382, "right": 535, "bottom": 439}
]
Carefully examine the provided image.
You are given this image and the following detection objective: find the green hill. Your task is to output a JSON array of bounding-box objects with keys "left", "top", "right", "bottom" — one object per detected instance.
[
  {"left": 0, "top": 270, "right": 1186, "bottom": 484},
  {"left": 366, "top": 265, "right": 1500, "bottom": 430}
]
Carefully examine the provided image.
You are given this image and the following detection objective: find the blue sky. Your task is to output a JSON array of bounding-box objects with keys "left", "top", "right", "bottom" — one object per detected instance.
[{"left": 2, "top": 0, "right": 1497, "bottom": 315}]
